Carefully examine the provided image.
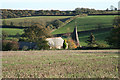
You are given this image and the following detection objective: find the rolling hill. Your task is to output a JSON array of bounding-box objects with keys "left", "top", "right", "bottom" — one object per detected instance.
[
  {"left": 52, "top": 15, "right": 115, "bottom": 34},
  {"left": 1, "top": 15, "right": 116, "bottom": 47},
  {"left": 1, "top": 16, "right": 72, "bottom": 40},
  {"left": 52, "top": 15, "right": 116, "bottom": 46},
  {"left": 1, "top": 16, "right": 72, "bottom": 26}
]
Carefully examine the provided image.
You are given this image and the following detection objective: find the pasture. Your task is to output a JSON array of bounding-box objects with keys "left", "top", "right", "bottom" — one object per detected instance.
[
  {"left": 1, "top": 28, "right": 24, "bottom": 40},
  {"left": 52, "top": 15, "right": 115, "bottom": 34},
  {"left": 1, "top": 28, "right": 24, "bottom": 35},
  {"left": 1, "top": 15, "right": 116, "bottom": 46},
  {"left": 2, "top": 50, "right": 119, "bottom": 78},
  {"left": 52, "top": 15, "right": 116, "bottom": 46},
  {"left": 1, "top": 16, "right": 72, "bottom": 27},
  {"left": 1, "top": 16, "right": 72, "bottom": 40},
  {"left": 78, "top": 28, "right": 111, "bottom": 46}
]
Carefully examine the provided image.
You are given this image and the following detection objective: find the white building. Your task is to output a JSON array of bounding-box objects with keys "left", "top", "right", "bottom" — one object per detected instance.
[{"left": 46, "top": 37, "right": 64, "bottom": 49}]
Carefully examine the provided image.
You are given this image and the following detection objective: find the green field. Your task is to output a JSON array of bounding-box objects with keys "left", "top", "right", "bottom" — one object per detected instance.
[
  {"left": 2, "top": 15, "right": 116, "bottom": 46},
  {"left": 1, "top": 16, "right": 72, "bottom": 26},
  {"left": 2, "top": 28, "right": 24, "bottom": 35},
  {"left": 52, "top": 16, "right": 115, "bottom": 34},
  {"left": 2, "top": 51, "right": 119, "bottom": 78},
  {"left": 1, "top": 16, "right": 72, "bottom": 40},
  {"left": 52, "top": 15, "right": 115, "bottom": 46},
  {"left": 78, "top": 29, "right": 111, "bottom": 46},
  {"left": 1, "top": 28, "right": 24, "bottom": 40}
]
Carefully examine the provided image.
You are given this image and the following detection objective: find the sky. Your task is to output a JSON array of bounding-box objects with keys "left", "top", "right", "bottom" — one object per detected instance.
[{"left": 0, "top": 0, "right": 119, "bottom": 10}]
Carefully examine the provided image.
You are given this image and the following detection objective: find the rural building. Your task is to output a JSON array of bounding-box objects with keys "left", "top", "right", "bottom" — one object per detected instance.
[
  {"left": 46, "top": 37, "right": 64, "bottom": 49},
  {"left": 19, "top": 37, "right": 65, "bottom": 50}
]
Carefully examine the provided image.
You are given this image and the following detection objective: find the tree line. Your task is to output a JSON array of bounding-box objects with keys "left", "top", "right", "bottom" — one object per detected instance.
[{"left": 1, "top": 8, "right": 117, "bottom": 19}]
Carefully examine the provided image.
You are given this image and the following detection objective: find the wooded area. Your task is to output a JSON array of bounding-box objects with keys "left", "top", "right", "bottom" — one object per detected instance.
[{"left": 1, "top": 8, "right": 118, "bottom": 19}]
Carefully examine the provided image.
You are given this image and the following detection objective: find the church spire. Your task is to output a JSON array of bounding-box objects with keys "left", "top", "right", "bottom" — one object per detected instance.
[{"left": 72, "top": 21, "right": 81, "bottom": 47}]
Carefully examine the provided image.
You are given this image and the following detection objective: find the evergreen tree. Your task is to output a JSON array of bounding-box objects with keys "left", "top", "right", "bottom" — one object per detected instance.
[
  {"left": 63, "top": 40, "right": 67, "bottom": 49},
  {"left": 10, "top": 22, "right": 14, "bottom": 26},
  {"left": 86, "top": 33, "right": 97, "bottom": 47},
  {"left": 115, "top": 8, "right": 117, "bottom": 11},
  {"left": 106, "top": 8, "right": 109, "bottom": 11}
]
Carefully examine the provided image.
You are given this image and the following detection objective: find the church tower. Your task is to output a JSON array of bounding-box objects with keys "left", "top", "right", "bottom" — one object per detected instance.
[{"left": 72, "top": 22, "right": 81, "bottom": 47}]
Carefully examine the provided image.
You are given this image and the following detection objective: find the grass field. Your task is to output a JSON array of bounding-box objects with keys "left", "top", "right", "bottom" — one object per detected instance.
[
  {"left": 78, "top": 29, "right": 111, "bottom": 46},
  {"left": 1, "top": 28, "right": 24, "bottom": 40},
  {"left": 1, "top": 16, "right": 72, "bottom": 26},
  {"left": 2, "top": 50, "right": 119, "bottom": 78},
  {"left": 52, "top": 15, "right": 115, "bottom": 34},
  {"left": 1, "top": 16, "right": 72, "bottom": 40},
  {"left": 1, "top": 15, "right": 116, "bottom": 46},
  {"left": 52, "top": 15, "right": 115, "bottom": 46},
  {"left": 1, "top": 28, "right": 24, "bottom": 35}
]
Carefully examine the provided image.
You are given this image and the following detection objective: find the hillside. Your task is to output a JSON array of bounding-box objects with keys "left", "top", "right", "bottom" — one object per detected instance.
[
  {"left": 1, "top": 15, "right": 116, "bottom": 47},
  {"left": 1, "top": 16, "right": 72, "bottom": 40},
  {"left": 78, "top": 28, "right": 111, "bottom": 46},
  {"left": 1, "top": 16, "right": 72, "bottom": 26},
  {"left": 52, "top": 15, "right": 115, "bottom": 34},
  {"left": 52, "top": 15, "right": 116, "bottom": 46}
]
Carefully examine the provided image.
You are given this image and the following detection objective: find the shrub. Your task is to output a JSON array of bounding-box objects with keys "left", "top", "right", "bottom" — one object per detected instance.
[
  {"left": 37, "top": 39, "right": 50, "bottom": 50},
  {"left": 97, "top": 43, "right": 108, "bottom": 48},
  {"left": 63, "top": 40, "right": 67, "bottom": 49},
  {"left": 12, "top": 38, "right": 19, "bottom": 42},
  {"left": 2, "top": 31, "right": 8, "bottom": 40},
  {"left": 66, "top": 38, "right": 77, "bottom": 49},
  {"left": 2, "top": 40, "right": 8, "bottom": 51},
  {"left": 22, "top": 46, "right": 28, "bottom": 51},
  {"left": 87, "top": 44, "right": 98, "bottom": 48},
  {"left": 51, "top": 19, "right": 63, "bottom": 29},
  {"left": 2, "top": 40, "right": 19, "bottom": 51}
]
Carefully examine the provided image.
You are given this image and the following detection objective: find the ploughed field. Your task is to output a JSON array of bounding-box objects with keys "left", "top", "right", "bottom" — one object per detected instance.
[{"left": 2, "top": 50, "right": 119, "bottom": 78}]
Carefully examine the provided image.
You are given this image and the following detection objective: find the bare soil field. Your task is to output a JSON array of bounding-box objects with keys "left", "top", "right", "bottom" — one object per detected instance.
[{"left": 2, "top": 50, "right": 119, "bottom": 78}]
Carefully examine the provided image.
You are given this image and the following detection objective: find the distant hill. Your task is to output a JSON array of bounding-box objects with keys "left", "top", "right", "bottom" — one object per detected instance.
[{"left": 1, "top": 8, "right": 118, "bottom": 19}]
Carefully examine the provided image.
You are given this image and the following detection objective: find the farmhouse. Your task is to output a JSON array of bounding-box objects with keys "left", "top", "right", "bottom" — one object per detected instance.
[{"left": 46, "top": 37, "right": 64, "bottom": 49}]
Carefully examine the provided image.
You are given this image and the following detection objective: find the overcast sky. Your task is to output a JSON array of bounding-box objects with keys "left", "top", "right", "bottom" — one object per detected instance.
[{"left": 0, "top": 0, "right": 119, "bottom": 10}]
